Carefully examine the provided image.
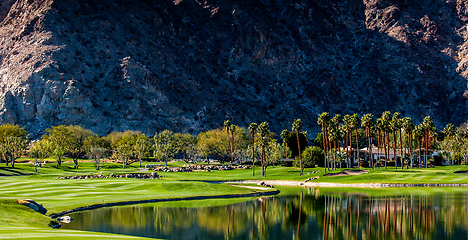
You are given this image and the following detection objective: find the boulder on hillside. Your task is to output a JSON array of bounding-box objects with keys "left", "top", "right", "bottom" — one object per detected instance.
[{"left": 18, "top": 199, "right": 47, "bottom": 215}]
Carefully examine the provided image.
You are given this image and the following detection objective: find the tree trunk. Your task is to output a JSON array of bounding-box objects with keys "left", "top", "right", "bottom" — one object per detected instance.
[
  {"left": 251, "top": 135, "right": 255, "bottom": 177},
  {"left": 296, "top": 130, "right": 303, "bottom": 175},
  {"left": 261, "top": 144, "right": 265, "bottom": 177},
  {"left": 322, "top": 126, "right": 327, "bottom": 173},
  {"left": 385, "top": 132, "right": 389, "bottom": 169},
  {"left": 355, "top": 128, "right": 360, "bottom": 170},
  {"left": 11, "top": 156, "right": 15, "bottom": 169},
  {"left": 418, "top": 140, "right": 422, "bottom": 168},
  {"left": 377, "top": 130, "right": 381, "bottom": 169},
  {"left": 348, "top": 131, "right": 352, "bottom": 168},
  {"left": 399, "top": 129, "right": 403, "bottom": 169},
  {"left": 393, "top": 130, "right": 397, "bottom": 169},
  {"left": 425, "top": 131, "right": 428, "bottom": 168},
  {"left": 410, "top": 133, "right": 413, "bottom": 169}
]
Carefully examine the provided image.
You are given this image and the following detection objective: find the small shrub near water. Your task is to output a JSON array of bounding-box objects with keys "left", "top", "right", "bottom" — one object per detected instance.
[{"left": 293, "top": 146, "right": 323, "bottom": 168}]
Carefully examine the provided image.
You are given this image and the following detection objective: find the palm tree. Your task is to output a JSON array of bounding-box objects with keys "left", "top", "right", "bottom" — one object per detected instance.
[
  {"left": 318, "top": 113, "right": 331, "bottom": 173},
  {"left": 330, "top": 114, "right": 341, "bottom": 169},
  {"left": 390, "top": 112, "right": 401, "bottom": 169},
  {"left": 224, "top": 120, "right": 232, "bottom": 163},
  {"left": 375, "top": 118, "right": 383, "bottom": 168},
  {"left": 249, "top": 123, "right": 258, "bottom": 177},
  {"left": 343, "top": 115, "right": 352, "bottom": 168},
  {"left": 258, "top": 122, "right": 270, "bottom": 177},
  {"left": 422, "top": 116, "right": 435, "bottom": 168},
  {"left": 414, "top": 124, "right": 424, "bottom": 167},
  {"left": 361, "top": 114, "right": 374, "bottom": 169},
  {"left": 292, "top": 119, "right": 304, "bottom": 175},
  {"left": 280, "top": 129, "right": 290, "bottom": 159},
  {"left": 381, "top": 111, "right": 392, "bottom": 169},
  {"left": 402, "top": 117, "right": 415, "bottom": 168},
  {"left": 443, "top": 123, "right": 455, "bottom": 165},
  {"left": 350, "top": 114, "right": 360, "bottom": 169}
]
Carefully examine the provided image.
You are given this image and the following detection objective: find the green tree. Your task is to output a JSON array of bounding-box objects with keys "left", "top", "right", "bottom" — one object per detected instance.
[
  {"left": 67, "top": 125, "right": 94, "bottom": 169},
  {"left": 134, "top": 134, "right": 152, "bottom": 168},
  {"left": 3, "top": 136, "right": 29, "bottom": 168},
  {"left": 87, "top": 146, "right": 107, "bottom": 170},
  {"left": 116, "top": 135, "right": 136, "bottom": 169},
  {"left": 28, "top": 139, "right": 53, "bottom": 172},
  {"left": 174, "top": 133, "right": 196, "bottom": 162},
  {"left": 294, "top": 146, "right": 322, "bottom": 168},
  {"left": 292, "top": 119, "right": 304, "bottom": 175},
  {"left": 0, "top": 124, "right": 27, "bottom": 167},
  {"left": 43, "top": 125, "right": 70, "bottom": 167},
  {"left": 154, "top": 130, "right": 177, "bottom": 167}
]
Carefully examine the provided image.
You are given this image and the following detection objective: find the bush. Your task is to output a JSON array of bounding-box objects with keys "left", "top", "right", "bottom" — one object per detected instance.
[{"left": 293, "top": 146, "right": 323, "bottom": 168}]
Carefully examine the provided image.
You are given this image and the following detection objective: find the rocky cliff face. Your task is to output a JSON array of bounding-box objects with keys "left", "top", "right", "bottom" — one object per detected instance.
[{"left": 0, "top": 0, "right": 467, "bottom": 136}]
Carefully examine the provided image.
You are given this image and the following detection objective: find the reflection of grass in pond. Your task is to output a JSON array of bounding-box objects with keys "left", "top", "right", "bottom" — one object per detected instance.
[
  {"left": 307, "top": 186, "right": 468, "bottom": 197},
  {"left": 121, "top": 197, "right": 256, "bottom": 208}
]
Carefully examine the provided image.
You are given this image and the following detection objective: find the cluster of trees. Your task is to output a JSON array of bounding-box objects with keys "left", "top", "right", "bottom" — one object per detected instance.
[
  {"left": 7, "top": 111, "right": 467, "bottom": 175},
  {"left": 0, "top": 120, "right": 314, "bottom": 176},
  {"left": 315, "top": 111, "right": 467, "bottom": 172}
]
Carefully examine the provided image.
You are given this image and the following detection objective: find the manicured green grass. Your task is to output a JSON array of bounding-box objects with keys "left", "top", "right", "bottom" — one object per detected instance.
[
  {"left": 0, "top": 227, "right": 154, "bottom": 239},
  {"left": 2, "top": 159, "right": 468, "bottom": 239},
  {"left": 0, "top": 177, "right": 268, "bottom": 214}
]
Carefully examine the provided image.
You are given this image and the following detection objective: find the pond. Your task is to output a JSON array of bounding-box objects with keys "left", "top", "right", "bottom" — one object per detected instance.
[{"left": 64, "top": 186, "right": 468, "bottom": 240}]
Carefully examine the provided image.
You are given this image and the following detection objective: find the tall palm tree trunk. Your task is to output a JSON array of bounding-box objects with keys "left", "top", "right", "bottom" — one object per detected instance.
[
  {"left": 348, "top": 131, "right": 352, "bottom": 168},
  {"left": 418, "top": 139, "right": 422, "bottom": 168},
  {"left": 355, "top": 128, "right": 360, "bottom": 170},
  {"left": 385, "top": 132, "right": 389, "bottom": 169},
  {"left": 410, "top": 133, "right": 413, "bottom": 169},
  {"left": 399, "top": 129, "right": 403, "bottom": 169},
  {"left": 393, "top": 130, "right": 397, "bottom": 169},
  {"left": 425, "top": 131, "right": 428, "bottom": 168},
  {"left": 251, "top": 134, "right": 255, "bottom": 177},
  {"left": 296, "top": 130, "right": 303, "bottom": 175},
  {"left": 377, "top": 130, "right": 381, "bottom": 169},
  {"left": 322, "top": 126, "right": 327, "bottom": 173}
]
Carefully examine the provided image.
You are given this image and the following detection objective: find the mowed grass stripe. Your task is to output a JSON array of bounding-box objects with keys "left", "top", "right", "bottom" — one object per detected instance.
[
  {"left": 0, "top": 229, "right": 154, "bottom": 239},
  {"left": 0, "top": 178, "right": 261, "bottom": 213}
]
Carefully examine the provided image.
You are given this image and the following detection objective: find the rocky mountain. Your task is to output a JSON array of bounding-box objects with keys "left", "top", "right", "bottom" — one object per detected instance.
[{"left": 0, "top": 0, "right": 467, "bottom": 137}]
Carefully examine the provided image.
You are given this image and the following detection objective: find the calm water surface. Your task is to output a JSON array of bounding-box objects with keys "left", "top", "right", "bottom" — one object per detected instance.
[{"left": 65, "top": 187, "right": 468, "bottom": 239}]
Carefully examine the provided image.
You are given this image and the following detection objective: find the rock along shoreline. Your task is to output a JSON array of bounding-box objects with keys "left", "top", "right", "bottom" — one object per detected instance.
[{"left": 49, "top": 189, "right": 279, "bottom": 219}]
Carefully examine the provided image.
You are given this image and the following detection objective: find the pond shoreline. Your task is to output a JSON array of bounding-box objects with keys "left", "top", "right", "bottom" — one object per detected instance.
[
  {"left": 208, "top": 180, "right": 468, "bottom": 188},
  {"left": 49, "top": 189, "right": 280, "bottom": 219}
]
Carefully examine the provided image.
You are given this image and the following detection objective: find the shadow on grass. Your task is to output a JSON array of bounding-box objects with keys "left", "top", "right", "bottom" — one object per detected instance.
[{"left": 0, "top": 167, "right": 32, "bottom": 176}]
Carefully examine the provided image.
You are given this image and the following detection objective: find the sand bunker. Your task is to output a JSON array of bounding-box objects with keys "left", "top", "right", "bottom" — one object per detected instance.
[{"left": 323, "top": 169, "right": 369, "bottom": 177}]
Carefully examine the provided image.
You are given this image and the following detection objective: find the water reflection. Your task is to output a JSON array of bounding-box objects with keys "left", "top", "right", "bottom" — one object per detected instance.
[{"left": 66, "top": 188, "right": 468, "bottom": 240}]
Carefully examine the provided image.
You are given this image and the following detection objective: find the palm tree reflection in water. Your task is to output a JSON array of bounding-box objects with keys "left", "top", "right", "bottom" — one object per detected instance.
[{"left": 66, "top": 188, "right": 468, "bottom": 240}]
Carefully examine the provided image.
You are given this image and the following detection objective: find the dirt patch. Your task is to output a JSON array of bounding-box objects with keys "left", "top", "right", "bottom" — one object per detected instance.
[{"left": 323, "top": 170, "right": 369, "bottom": 177}]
